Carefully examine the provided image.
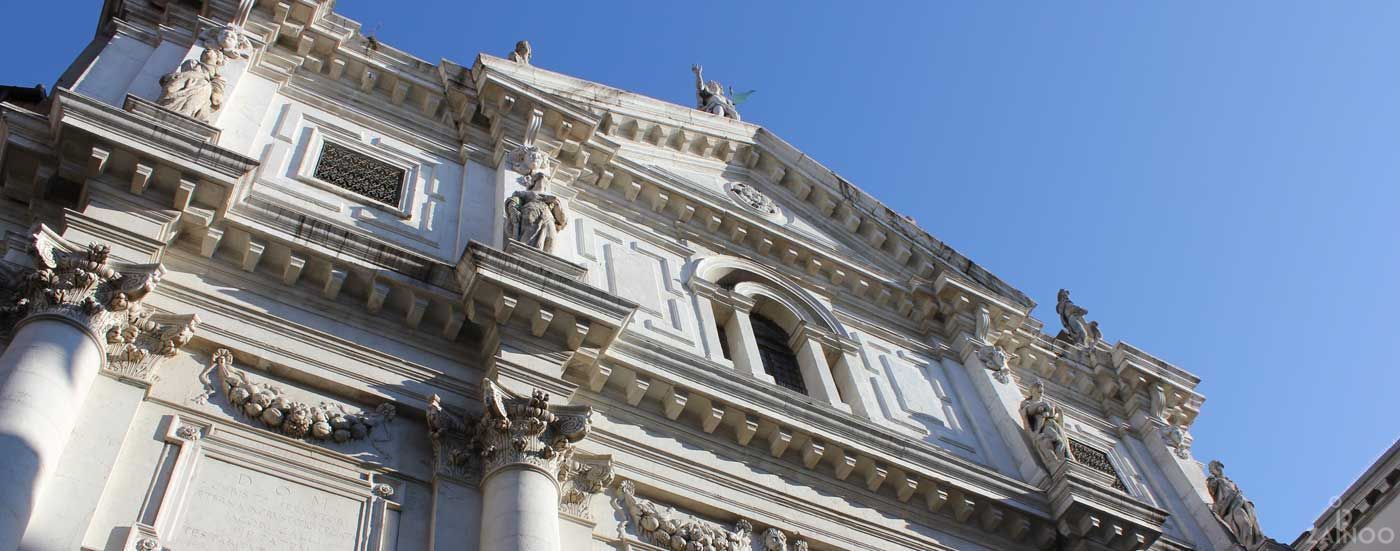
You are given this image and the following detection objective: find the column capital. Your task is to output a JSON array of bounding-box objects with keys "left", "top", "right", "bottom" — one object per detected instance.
[
  {"left": 426, "top": 378, "right": 592, "bottom": 485},
  {"left": 0, "top": 225, "right": 198, "bottom": 383}
]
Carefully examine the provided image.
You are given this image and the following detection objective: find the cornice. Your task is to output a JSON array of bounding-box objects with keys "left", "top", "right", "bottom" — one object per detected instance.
[{"left": 572, "top": 332, "right": 1063, "bottom": 547}]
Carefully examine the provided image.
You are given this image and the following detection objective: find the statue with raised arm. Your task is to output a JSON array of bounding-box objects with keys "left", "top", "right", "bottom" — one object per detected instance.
[
  {"left": 691, "top": 64, "right": 740, "bottom": 121},
  {"left": 1207, "top": 460, "right": 1266, "bottom": 550}
]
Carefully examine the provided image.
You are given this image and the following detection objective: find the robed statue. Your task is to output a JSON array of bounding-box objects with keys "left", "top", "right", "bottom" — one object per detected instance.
[
  {"left": 1020, "top": 380, "right": 1072, "bottom": 463},
  {"left": 503, "top": 146, "right": 568, "bottom": 253},
  {"left": 1055, "top": 289, "right": 1101, "bottom": 348},
  {"left": 1207, "top": 460, "right": 1266, "bottom": 550}
]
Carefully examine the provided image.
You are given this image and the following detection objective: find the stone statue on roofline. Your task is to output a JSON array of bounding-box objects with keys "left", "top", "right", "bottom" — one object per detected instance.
[
  {"left": 509, "top": 40, "right": 532, "bottom": 64},
  {"left": 1055, "top": 288, "right": 1101, "bottom": 349},
  {"left": 691, "top": 64, "right": 742, "bottom": 121}
]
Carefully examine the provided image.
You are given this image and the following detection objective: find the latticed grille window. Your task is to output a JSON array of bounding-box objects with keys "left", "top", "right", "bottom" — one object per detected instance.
[
  {"left": 751, "top": 314, "right": 807, "bottom": 395},
  {"left": 313, "top": 141, "right": 406, "bottom": 206},
  {"left": 1069, "top": 438, "right": 1127, "bottom": 492}
]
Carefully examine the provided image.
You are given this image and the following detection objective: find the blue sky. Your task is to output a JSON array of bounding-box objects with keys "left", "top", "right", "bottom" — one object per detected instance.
[{"left": 5, "top": 0, "right": 1397, "bottom": 539}]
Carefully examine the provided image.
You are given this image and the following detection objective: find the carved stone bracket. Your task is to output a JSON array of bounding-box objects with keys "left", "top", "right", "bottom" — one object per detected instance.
[
  {"left": 426, "top": 378, "right": 592, "bottom": 484},
  {"left": 196, "top": 348, "right": 396, "bottom": 445},
  {"left": 558, "top": 453, "right": 614, "bottom": 522}
]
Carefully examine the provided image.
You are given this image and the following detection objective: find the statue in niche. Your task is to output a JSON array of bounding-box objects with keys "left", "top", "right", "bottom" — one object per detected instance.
[
  {"left": 509, "top": 40, "right": 532, "bottom": 64},
  {"left": 1207, "top": 460, "right": 1266, "bottom": 550},
  {"left": 691, "top": 64, "right": 741, "bottom": 121},
  {"left": 156, "top": 23, "right": 253, "bottom": 123},
  {"left": 1020, "top": 379, "right": 1072, "bottom": 464},
  {"left": 1054, "top": 289, "right": 1101, "bottom": 348},
  {"left": 503, "top": 145, "right": 568, "bottom": 253},
  {"left": 157, "top": 48, "right": 227, "bottom": 122}
]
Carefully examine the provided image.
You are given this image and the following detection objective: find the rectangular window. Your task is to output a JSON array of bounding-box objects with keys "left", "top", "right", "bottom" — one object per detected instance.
[{"left": 313, "top": 141, "right": 406, "bottom": 206}]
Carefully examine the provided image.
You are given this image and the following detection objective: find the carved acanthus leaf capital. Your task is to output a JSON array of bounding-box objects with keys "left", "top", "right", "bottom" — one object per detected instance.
[
  {"left": 0, "top": 226, "right": 197, "bottom": 381},
  {"left": 475, "top": 378, "right": 591, "bottom": 479}
]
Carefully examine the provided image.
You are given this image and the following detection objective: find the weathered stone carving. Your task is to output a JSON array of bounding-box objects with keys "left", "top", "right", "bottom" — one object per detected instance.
[
  {"left": 426, "top": 379, "right": 592, "bottom": 482},
  {"left": 372, "top": 483, "right": 395, "bottom": 498},
  {"left": 1054, "top": 289, "right": 1101, "bottom": 348},
  {"left": 1207, "top": 460, "right": 1266, "bottom": 550},
  {"left": 976, "top": 344, "right": 1016, "bottom": 384},
  {"left": 1164, "top": 420, "right": 1192, "bottom": 460},
  {"left": 728, "top": 182, "right": 778, "bottom": 216},
  {"left": 1020, "top": 379, "right": 1072, "bottom": 465},
  {"left": 197, "top": 348, "right": 397, "bottom": 444},
  {"left": 105, "top": 305, "right": 199, "bottom": 383},
  {"left": 762, "top": 527, "right": 811, "bottom": 551},
  {"left": 558, "top": 454, "right": 614, "bottom": 521},
  {"left": 509, "top": 40, "right": 532, "bottom": 64},
  {"left": 504, "top": 145, "right": 568, "bottom": 253},
  {"left": 157, "top": 50, "right": 227, "bottom": 122},
  {"left": 476, "top": 379, "right": 590, "bottom": 478},
  {"left": 0, "top": 226, "right": 195, "bottom": 382},
  {"left": 618, "top": 480, "right": 754, "bottom": 551},
  {"left": 156, "top": 23, "right": 253, "bottom": 122},
  {"left": 200, "top": 23, "right": 255, "bottom": 60},
  {"left": 691, "top": 64, "right": 741, "bottom": 121}
]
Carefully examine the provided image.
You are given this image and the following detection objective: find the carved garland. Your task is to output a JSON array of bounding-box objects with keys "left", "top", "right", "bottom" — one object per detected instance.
[
  {"left": 197, "top": 348, "right": 396, "bottom": 443},
  {"left": 618, "top": 480, "right": 812, "bottom": 551}
]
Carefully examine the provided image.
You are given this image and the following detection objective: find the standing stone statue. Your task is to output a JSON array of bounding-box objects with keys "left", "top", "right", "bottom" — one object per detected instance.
[
  {"left": 509, "top": 40, "right": 532, "bottom": 64},
  {"left": 1020, "top": 380, "right": 1072, "bottom": 464},
  {"left": 1207, "top": 460, "right": 1266, "bottom": 550},
  {"left": 504, "top": 146, "right": 568, "bottom": 253},
  {"left": 157, "top": 49, "right": 228, "bottom": 122},
  {"left": 1055, "top": 289, "right": 1101, "bottom": 348},
  {"left": 691, "top": 64, "right": 740, "bottom": 121}
]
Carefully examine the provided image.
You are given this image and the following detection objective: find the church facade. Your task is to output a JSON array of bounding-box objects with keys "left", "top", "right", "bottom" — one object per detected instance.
[{"left": 0, "top": 1, "right": 1283, "bottom": 550}]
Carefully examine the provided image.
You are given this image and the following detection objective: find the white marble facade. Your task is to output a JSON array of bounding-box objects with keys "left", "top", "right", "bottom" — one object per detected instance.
[{"left": 0, "top": 1, "right": 1284, "bottom": 551}]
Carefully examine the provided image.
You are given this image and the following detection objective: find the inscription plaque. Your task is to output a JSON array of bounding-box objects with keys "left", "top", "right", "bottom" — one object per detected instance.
[{"left": 172, "top": 457, "right": 364, "bottom": 550}]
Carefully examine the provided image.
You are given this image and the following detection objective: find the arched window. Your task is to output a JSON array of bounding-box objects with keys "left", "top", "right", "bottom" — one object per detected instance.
[{"left": 751, "top": 313, "right": 807, "bottom": 394}]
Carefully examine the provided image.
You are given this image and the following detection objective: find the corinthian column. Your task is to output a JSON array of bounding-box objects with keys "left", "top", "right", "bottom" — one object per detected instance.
[
  {"left": 476, "top": 380, "right": 590, "bottom": 551},
  {"left": 0, "top": 226, "right": 196, "bottom": 551}
]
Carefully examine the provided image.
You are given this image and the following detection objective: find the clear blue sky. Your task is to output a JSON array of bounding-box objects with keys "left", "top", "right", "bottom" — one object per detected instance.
[{"left": 5, "top": 0, "right": 1397, "bottom": 539}]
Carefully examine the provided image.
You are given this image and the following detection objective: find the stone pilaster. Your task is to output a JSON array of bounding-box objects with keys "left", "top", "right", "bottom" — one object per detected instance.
[{"left": 0, "top": 225, "right": 197, "bottom": 551}]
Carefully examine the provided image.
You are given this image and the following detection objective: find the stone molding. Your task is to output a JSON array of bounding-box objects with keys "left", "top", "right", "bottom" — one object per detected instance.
[
  {"left": 0, "top": 225, "right": 199, "bottom": 383},
  {"left": 426, "top": 378, "right": 592, "bottom": 485},
  {"left": 195, "top": 348, "right": 397, "bottom": 446}
]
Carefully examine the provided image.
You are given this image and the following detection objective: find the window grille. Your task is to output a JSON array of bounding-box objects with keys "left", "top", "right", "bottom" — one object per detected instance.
[
  {"left": 313, "top": 141, "right": 405, "bottom": 206},
  {"left": 1069, "top": 438, "right": 1127, "bottom": 492}
]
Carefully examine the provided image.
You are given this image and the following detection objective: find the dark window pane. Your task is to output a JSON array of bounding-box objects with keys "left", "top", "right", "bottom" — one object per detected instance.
[{"left": 751, "top": 314, "right": 806, "bottom": 395}]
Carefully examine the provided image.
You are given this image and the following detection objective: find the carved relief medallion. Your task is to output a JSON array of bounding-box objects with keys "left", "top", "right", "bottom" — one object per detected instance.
[{"left": 725, "top": 181, "right": 781, "bottom": 218}]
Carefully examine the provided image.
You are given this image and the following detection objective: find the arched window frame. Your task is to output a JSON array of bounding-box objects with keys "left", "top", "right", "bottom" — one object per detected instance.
[{"left": 687, "top": 256, "right": 878, "bottom": 417}]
